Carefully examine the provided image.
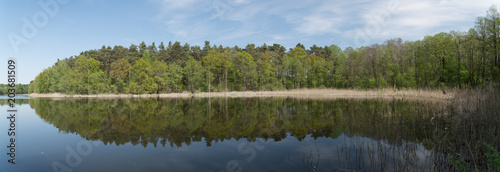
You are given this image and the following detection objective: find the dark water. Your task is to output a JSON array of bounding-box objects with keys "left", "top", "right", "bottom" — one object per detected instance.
[{"left": 0, "top": 97, "right": 456, "bottom": 171}]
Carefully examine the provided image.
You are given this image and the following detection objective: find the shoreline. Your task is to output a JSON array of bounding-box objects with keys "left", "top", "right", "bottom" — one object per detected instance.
[{"left": 27, "top": 89, "right": 454, "bottom": 100}]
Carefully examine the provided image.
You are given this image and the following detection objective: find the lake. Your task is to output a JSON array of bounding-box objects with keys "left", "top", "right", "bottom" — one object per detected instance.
[{"left": 0, "top": 97, "right": 490, "bottom": 171}]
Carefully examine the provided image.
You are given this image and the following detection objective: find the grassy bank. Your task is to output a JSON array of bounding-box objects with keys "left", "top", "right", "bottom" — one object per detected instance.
[{"left": 28, "top": 88, "right": 455, "bottom": 100}]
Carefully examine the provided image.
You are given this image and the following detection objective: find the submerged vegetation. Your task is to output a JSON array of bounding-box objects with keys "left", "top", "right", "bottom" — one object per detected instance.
[{"left": 28, "top": 6, "right": 500, "bottom": 94}]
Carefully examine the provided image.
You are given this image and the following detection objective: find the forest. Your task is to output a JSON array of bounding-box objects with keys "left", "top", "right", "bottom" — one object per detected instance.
[
  {"left": 29, "top": 6, "right": 500, "bottom": 94},
  {"left": 0, "top": 84, "right": 29, "bottom": 94}
]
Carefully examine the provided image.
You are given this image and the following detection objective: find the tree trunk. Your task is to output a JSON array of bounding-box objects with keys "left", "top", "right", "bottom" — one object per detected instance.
[
  {"left": 234, "top": 69, "right": 237, "bottom": 91},
  {"left": 225, "top": 97, "right": 228, "bottom": 120},
  {"left": 225, "top": 68, "right": 228, "bottom": 92},
  {"left": 458, "top": 57, "right": 461, "bottom": 88},
  {"left": 414, "top": 49, "right": 418, "bottom": 90},
  {"left": 208, "top": 69, "right": 210, "bottom": 93},
  {"left": 441, "top": 50, "right": 446, "bottom": 83},
  {"left": 482, "top": 44, "right": 486, "bottom": 84},
  {"left": 494, "top": 23, "right": 498, "bottom": 68}
]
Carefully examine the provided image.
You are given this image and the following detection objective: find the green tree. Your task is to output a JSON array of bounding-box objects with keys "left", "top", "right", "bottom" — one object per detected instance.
[
  {"left": 131, "top": 56, "right": 156, "bottom": 94},
  {"left": 110, "top": 58, "right": 132, "bottom": 83},
  {"left": 151, "top": 60, "right": 168, "bottom": 93},
  {"left": 184, "top": 56, "right": 205, "bottom": 92},
  {"left": 256, "top": 51, "right": 275, "bottom": 90},
  {"left": 236, "top": 51, "right": 257, "bottom": 90},
  {"left": 202, "top": 50, "right": 221, "bottom": 92},
  {"left": 284, "top": 47, "right": 307, "bottom": 89},
  {"left": 165, "top": 63, "right": 183, "bottom": 92}
]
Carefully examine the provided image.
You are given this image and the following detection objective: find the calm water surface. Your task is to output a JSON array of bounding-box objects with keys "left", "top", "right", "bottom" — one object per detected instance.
[{"left": 0, "top": 97, "right": 453, "bottom": 172}]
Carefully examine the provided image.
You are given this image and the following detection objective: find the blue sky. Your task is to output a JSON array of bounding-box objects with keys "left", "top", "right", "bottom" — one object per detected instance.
[{"left": 0, "top": 0, "right": 496, "bottom": 84}]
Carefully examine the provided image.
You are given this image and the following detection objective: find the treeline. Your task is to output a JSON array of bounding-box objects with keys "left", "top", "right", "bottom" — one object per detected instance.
[
  {"left": 29, "top": 6, "right": 500, "bottom": 94},
  {"left": 0, "top": 84, "right": 29, "bottom": 94}
]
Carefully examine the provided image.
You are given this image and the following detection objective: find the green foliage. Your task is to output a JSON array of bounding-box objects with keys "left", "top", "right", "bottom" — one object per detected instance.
[
  {"left": 256, "top": 52, "right": 276, "bottom": 90},
  {"left": 110, "top": 58, "right": 132, "bottom": 82},
  {"left": 184, "top": 56, "right": 206, "bottom": 92},
  {"left": 236, "top": 51, "right": 257, "bottom": 90},
  {"left": 165, "top": 63, "right": 183, "bottom": 92},
  {"left": 0, "top": 84, "right": 29, "bottom": 94},
  {"left": 448, "top": 156, "right": 470, "bottom": 172},
  {"left": 484, "top": 142, "right": 500, "bottom": 171},
  {"left": 284, "top": 47, "right": 307, "bottom": 89},
  {"left": 131, "top": 58, "right": 156, "bottom": 94},
  {"left": 109, "top": 58, "right": 132, "bottom": 92}
]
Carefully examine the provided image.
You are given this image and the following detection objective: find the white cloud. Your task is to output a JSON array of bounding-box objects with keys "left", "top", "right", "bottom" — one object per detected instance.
[
  {"left": 294, "top": 14, "right": 343, "bottom": 35},
  {"left": 157, "top": 0, "right": 199, "bottom": 8},
  {"left": 152, "top": 0, "right": 497, "bottom": 48},
  {"left": 339, "top": 0, "right": 494, "bottom": 47}
]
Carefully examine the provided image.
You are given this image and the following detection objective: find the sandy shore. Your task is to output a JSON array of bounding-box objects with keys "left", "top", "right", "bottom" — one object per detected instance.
[{"left": 28, "top": 89, "right": 455, "bottom": 100}]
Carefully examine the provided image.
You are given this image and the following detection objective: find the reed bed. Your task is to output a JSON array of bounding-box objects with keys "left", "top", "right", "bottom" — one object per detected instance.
[{"left": 29, "top": 88, "right": 454, "bottom": 101}]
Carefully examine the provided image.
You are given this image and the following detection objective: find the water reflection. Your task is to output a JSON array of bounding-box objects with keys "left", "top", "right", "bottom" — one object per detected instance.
[
  {"left": 28, "top": 98, "right": 447, "bottom": 147},
  {"left": 25, "top": 97, "right": 452, "bottom": 171}
]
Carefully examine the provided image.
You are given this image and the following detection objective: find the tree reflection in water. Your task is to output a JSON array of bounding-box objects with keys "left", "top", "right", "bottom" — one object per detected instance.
[{"left": 25, "top": 97, "right": 493, "bottom": 171}]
